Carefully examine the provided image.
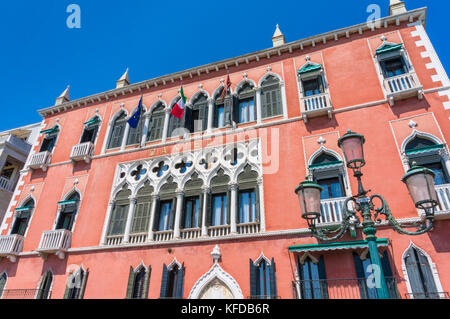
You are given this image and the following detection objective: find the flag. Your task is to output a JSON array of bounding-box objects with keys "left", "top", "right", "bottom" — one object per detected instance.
[
  {"left": 127, "top": 95, "right": 143, "bottom": 129},
  {"left": 221, "top": 73, "right": 232, "bottom": 102},
  {"left": 171, "top": 85, "right": 187, "bottom": 119}
]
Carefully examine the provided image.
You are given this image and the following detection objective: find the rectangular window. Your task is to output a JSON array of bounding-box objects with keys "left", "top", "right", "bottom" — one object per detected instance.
[
  {"left": 148, "top": 115, "right": 164, "bottom": 141},
  {"left": 80, "top": 126, "right": 98, "bottom": 144},
  {"left": 302, "top": 77, "right": 324, "bottom": 97},
  {"left": 381, "top": 57, "right": 407, "bottom": 78},
  {"left": 239, "top": 190, "right": 256, "bottom": 224},
  {"left": 40, "top": 135, "right": 57, "bottom": 153},
  {"left": 422, "top": 162, "right": 449, "bottom": 185},
  {"left": 184, "top": 196, "right": 200, "bottom": 229},
  {"left": 158, "top": 200, "right": 173, "bottom": 231},
  {"left": 212, "top": 193, "right": 227, "bottom": 226},
  {"left": 317, "top": 177, "right": 344, "bottom": 199},
  {"left": 239, "top": 99, "right": 255, "bottom": 123}
]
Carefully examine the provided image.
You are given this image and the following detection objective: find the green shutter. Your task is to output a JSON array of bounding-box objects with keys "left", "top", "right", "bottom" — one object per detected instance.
[
  {"left": 205, "top": 193, "right": 212, "bottom": 227},
  {"left": 249, "top": 259, "right": 258, "bottom": 297},
  {"left": 269, "top": 258, "right": 277, "bottom": 298},
  {"left": 198, "top": 193, "right": 204, "bottom": 228},
  {"left": 232, "top": 95, "right": 240, "bottom": 125},
  {"left": 236, "top": 187, "right": 240, "bottom": 224},
  {"left": 160, "top": 264, "right": 169, "bottom": 298},
  {"left": 143, "top": 266, "right": 151, "bottom": 299},
  {"left": 63, "top": 272, "right": 72, "bottom": 299},
  {"left": 152, "top": 199, "right": 161, "bottom": 231},
  {"left": 170, "top": 198, "right": 177, "bottom": 230},
  {"left": 226, "top": 190, "right": 231, "bottom": 225},
  {"left": 125, "top": 266, "right": 135, "bottom": 299},
  {"left": 79, "top": 269, "right": 89, "bottom": 299},
  {"left": 179, "top": 196, "right": 185, "bottom": 230},
  {"left": 353, "top": 252, "right": 368, "bottom": 299},
  {"left": 318, "top": 256, "right": 329, "bottom": 299},
  {"left": 255, "top": 186, "right": 261, "bottom": 223},
  {"left": 176, "top": 263, "right": 185, "bottom": 299}
]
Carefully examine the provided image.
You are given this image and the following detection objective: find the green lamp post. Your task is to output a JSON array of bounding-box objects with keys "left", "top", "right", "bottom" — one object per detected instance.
[{"left": 295, "top": 130, "right": 439, "bottom": 299}]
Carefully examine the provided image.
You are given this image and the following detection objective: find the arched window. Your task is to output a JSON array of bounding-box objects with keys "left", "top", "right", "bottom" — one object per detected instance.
[
  {"left": 261, "top": 75, "right": 282, "bottom": 119},
  {"left": 213, "top": 88, "right": 226, "bottom": 129},
  {"left": 64, "top": 267, "right": 89, "bottom": 299},
  {"left": 0, "top": 273, "right": 7, "bottom": 298},
  {"left": 11, "top": 198, "right": 35, "bottom": 236},
  {"left": 237, "top": 165, "right": 260, "bottom": 224},
  {"left": 236, "top": 83, "right": 256, "bottom": 124},
  {"left": 160, "top": 262, "right": 185, "bottom": 299},
  {"left": 404, "top": 246, "right": 440, "bottom": 299},
  {"left": 249, "top": 257, "right": 277, "bottom": 299},
  {"left": 405, "top": 137, "right": 449, "bottom": 185},
  {"left": 189, "top": 93, "right": 209, "bottom": 133},
  {"left": 37, "top": 270, "right": 53, "bottom": 299},
  {"left": 208, "top": 169, "right": 231, "bottom": 227},
  {"left": 131, "top": 182, "right": 154, "bottom": 236},
  {"left": 56, "top": 192, "right": 80, "bottom": 231},
  {"left": 126, "top": 265, "right": 151, "bottom": 299},
  {"left": 39, "top": 126, "right": 59, "bottom": 153},
  {"left": 108, "top": 112, "right": 127, "bottom": 149},
  {"left": 107, "top": 186, "right": 131, "bottom": 237},
  {"left": 80, "top": 116, "right": 100, "bottom": 144},
  {"left": 127, "top": 107, "right": 145, "bottom": 146},
  {"left": 147, "top": 103, "right": 165, "bottom": 142},
  {"left": 153, "top": 177, "right": 177, "bottom": 232},
  {"left": 296, "top": 255, "right": 328, "bottom": 299},
  {"left": 310, "top": 153, "right": 345, "bottom": 200}
]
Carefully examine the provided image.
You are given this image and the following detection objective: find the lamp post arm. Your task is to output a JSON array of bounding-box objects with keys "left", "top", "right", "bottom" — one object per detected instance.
[{"left": 370, "top": 195, "right": 434, "bottom": 236}]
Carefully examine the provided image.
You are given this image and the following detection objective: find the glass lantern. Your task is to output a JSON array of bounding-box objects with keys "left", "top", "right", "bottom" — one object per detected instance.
[
  {"left": 401, "top": 163, "right": 439, "bottom": 211},
  {"left": 338, "top": 130, "right": 366, "bottom": 170},
  {"left": 295, "top": 180, "right": 323, "bottom": 228}
]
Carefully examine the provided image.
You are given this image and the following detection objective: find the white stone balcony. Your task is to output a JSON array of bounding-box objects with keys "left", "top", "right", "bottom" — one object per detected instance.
[
  {"left": 153, "top": 230, "right": 174, "bottom": 242},
  {"left": 0, "top": 135, "right": 32, "bottom": 155},
  {"left": 0, "top": 176, "right": 13, "bottom": 192},
  {"left": 36, "top": 229, "right": 72, "bottom": 260},
  {"left": 208, "top": 225, "right": 231, "bottom": 237},
  {"left": 0, "top": 234, "right": 24, "bottom": 263},
  {"left": 180, "top": 228, "right": 201, "bottom": 240},
  {"left": 318, "top": 197, "right": 348, "bottom": 225},
  {"left": 28, "top": 151, "right": 51, "bottom": 172},
  {"left": 70, "top": 142, "right": 94, "bottom": 164},
  {"left": 301, "top": 92, "right": 333, "bottom": 122},
  {"left": 237, "top": 222, "right": 261, "bottom": 235},
  {"left": 435, "top": 183, "right": 450, "bottom": 213},
  {"left": 383, "top": 72, "right": 423, "bottom": 106}
]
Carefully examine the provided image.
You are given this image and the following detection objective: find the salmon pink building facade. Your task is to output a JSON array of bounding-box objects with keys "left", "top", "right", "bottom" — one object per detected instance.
[{"left": 0, "top": 2, "right": 449, "bottom": 299}]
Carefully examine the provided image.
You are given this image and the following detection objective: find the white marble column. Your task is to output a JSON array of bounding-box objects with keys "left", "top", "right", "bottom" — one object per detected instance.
[
  {"left": 207, "top": 98, "right": 214, "bottom": 134},
  {"left": 121, "top": 124, "right": 131, "bottom": 151},
  {"left": 173, "top": 190, "right": 184, "bottom": 239},
  {"left": 100, "top": 200, "right": 116, "bottom": 245},
  {"left": 230, "top": 183, "right": 238, "bottom": 234},
  {"left": 123, "top": 197, "right": 137, "bottom": 243},
  {"left": 201, "top": 187, "right": 210, "bottom": 237},
  {"left": 162, "top": 108, "right": 171, "bottom": 143},
  {"left": 280, "top": 81, "right": 288, "bottom": 119},
  {"left": 141, "top": 114, "right": 151, "bottom": 147},
  {"left": 255, "top": 87, "right": 262, "bottom": 124},
  {"left": 147, "top": 195, "right": 159, "bottom": 242}
]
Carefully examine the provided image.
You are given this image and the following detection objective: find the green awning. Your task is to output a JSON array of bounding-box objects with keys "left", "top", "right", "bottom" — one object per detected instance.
[
  {"left": 84, "top": 117, "right": 101, "bottom": 126},
  {"left": 376, "top": 43, "right": 403, "bottom": 55},
  {"left": 15, "top": 206, "right": 33, "bottom": 212},
  {"left": 309, "top": 161, "right": 343, "bottom": 169},
  {"left": 40, "top": 126, "right": 59, "bottom": 135},
  {"left": 405, "top": 144, "right": 444, "bottom": 155},
  {"left": 289, "top": 239, "right": 389, "bottom": 253},
  {"left": 57, "top": 200, "right": 78, "bottom": 206},
  {"left": 298, "top": 64, "right": 322, "bottom": 75}
]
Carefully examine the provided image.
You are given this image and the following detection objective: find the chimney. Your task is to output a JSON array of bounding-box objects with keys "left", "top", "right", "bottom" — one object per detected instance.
[
  {"left": 55, "top": 86, "right": 70, "bottom": 106},
  {"left": 389, "top": 0, "right": 407, "bottom": 16},
  {"left": 272, "top": 24, "right": 286, "bottom": 47},
  {"left": 116, "top": 68, "right": 130, "bottom": 88}
]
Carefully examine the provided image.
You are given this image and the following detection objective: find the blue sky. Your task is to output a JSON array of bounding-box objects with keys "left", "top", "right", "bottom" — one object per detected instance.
[{"left": 0, "top": 0, "right": 448, "bottom": 131}]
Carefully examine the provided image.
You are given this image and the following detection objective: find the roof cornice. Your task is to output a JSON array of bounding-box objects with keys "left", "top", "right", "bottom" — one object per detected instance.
[{"left": 37, "top": 7, "right": 427, "bottom": 118}]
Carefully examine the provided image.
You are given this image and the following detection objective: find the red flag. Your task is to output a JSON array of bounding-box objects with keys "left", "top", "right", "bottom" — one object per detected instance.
[{"left": 221, "top": 73, "right": 232, "bottom": 102}]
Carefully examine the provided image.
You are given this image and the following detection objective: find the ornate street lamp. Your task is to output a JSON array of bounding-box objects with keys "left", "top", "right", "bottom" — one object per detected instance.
[{"left": 295, "top": 130, "right": 439, "bottom": 299}]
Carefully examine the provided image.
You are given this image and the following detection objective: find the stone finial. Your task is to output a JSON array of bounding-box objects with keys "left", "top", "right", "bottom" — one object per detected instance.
[
  {"left": 389, "top": 0, "right": 407, "bottom": 16},
  {"left": 116, "top": 68, "right": 130, "bottom": 88},
  {"left": 408, "top": 120, "right": 418, "bottom": 129},
  {"left": 211, "top": 245, "right": 221, "bottom": 264},
  {"left": 272, "top": 24, "right": 286, "bottom": 47},
  {"left": 55, "top": 86, "right": 70, "bottom": 106}
]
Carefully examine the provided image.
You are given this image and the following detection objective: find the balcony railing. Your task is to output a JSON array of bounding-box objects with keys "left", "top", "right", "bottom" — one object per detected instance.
[
  {"left": 105, "top": 235, "right": 123, "bottom": 246},
  {"left": 237, "top": 222, "right": 261, "bottom": 235},
  {"left": 318, "top": 197, "right": 348, "bottom": 225},
  {"left": 301, "top": 92, "right": 333, "bottom": 122},
  {"left": 128, "top": 233, "right": 147, "bottom": 244},
  {"left": 384, "top": 72, "right": 423, "bottom": 106},
  {"left": 28, "top": 151, "right": 51, "bottom": 172},
  {"left": 154, "top": 230, "right": 174, "bottom": 242},
  {"left": 405, "top": 292, "right": 449, "bottom": 299},
  {"left": 435, "top": 183, "right": 450, "bottom": 213},
  {"left": 292, "top": 277, "right": 400, "bottom": 299},
  {"left": 36, "top": 229, "right": 72, "bottom": 260},
  {"left": 208, "top": 225, "right": 231, "bottom": 237},
  {"left": 70, "top": 142, "right": 94, "bottom": 164},
  {"left": 1, "top": 289, "right": 48, "bottom": 300},
  {"left": 180, "top": 228, "right": 201, "bottom": 240},
  {"left": 0, "top": 234, "right": 24, "bottom": 263},
  {"left": 0, "top": 176, "right": 13, "bottom": 192}
]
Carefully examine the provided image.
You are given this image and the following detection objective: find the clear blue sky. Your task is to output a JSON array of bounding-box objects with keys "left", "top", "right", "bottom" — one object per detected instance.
[{"left": 0, "top": 0, "right": 447, "bottom": 131}]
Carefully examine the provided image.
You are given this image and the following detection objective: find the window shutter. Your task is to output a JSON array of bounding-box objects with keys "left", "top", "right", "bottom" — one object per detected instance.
[
  {"left": 184, "top": 106, "right": 194, "bottom": 133},
  {"left": 199, "top": 103, "right": 208, "bottom": 131},
  {"left": 224, "top": 97, "right": 232, "bottom": 127},
  {"left": 226, "top": 189, "right": 231, "bottom": 225},
  {"left": 205, "top": 192, "right": 212, "bottom": 227},
  {"left": 269, "top": 258, "right": 278, "bottom": 299},
  {"left": 179, "top": 196, "right": 185, "bottom": 230},
  {"left": 0, "top": 274, "right": 6, "bottom": 296},
  {"left": 63, "top": 272, "right": 72, "bottom": 299},
  {"left": 170, "top": 198, "right": 177, "bottom": 230},
  {"left": 176, "top": 263, "right": 185, "bottom": 299},
  {"left": 152, "top": 199, "right": 161, "bottom": 231},
  {"left": 353, "top": 252, "right": 368, "bottom": 299},
  {"left": 232, "top": 95, "right": 240, "bottom": 126},
  {"left": 79, "top": 269, "right": 89, "bottom": 299},
  {"left": 404, "top": 248, "right": 425, "bottom": 297},
  {"left": 126, "top": 266, "right": 135, "bottom": 299},
  {"left": 261, "top": 91, "right": 267, "bottom": 119},
  {"left": 213, "top": 105, "right": 220, "bottom": 128},
  {"left": 380, "top": 251, "right": 399, "bottom": 299},
  {"left": 249, "top": 259, "right": 258, "bottom": 297},
  {"left": 416, "top": 249, "right": 438, "bottom": 297},
  {"left": 160, "top": 264, "right": 169, "bottom": 298},
  {"left": 143, "top": 266, "right": 151, "bottom": 299},
  {"left": 255, "top": 186, "right": 261, "bottom": 223},
  {"left": 198, "top": 193, "right": 204, "bottom": 228},
  {"left": 236, "top": 187, "right": 240, "bottom": 224},
  {"left": 318, "top": 256, "right": 329, "bottom": 299}
]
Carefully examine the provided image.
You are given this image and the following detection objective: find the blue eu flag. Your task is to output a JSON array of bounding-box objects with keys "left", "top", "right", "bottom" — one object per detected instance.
[{"left": 127, "top": 96, "right": 143, "bottom": 129}]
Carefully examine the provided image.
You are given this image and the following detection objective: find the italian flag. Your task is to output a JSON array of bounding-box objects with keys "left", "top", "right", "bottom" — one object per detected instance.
[{"left": 171, "top": 85, "right": 187, "bottom": 119}]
